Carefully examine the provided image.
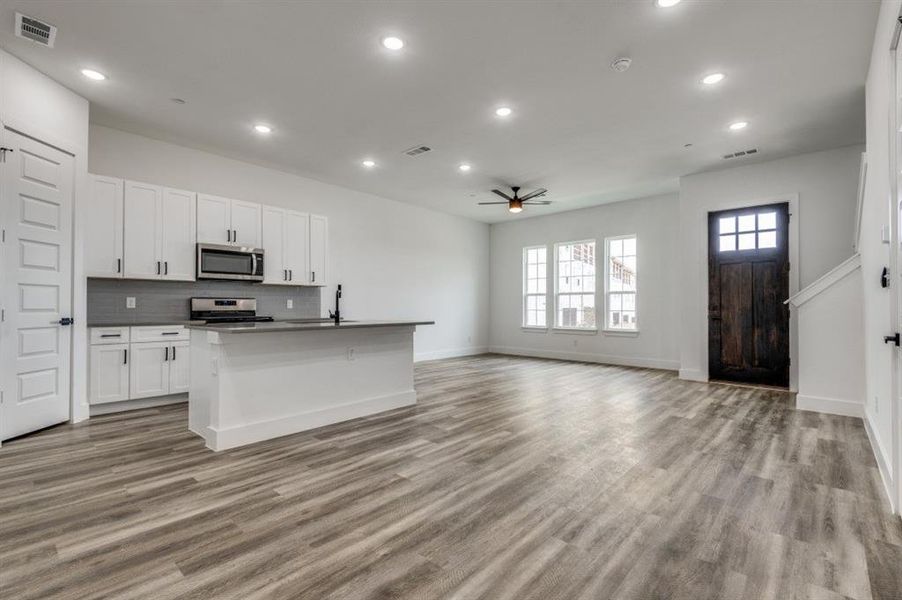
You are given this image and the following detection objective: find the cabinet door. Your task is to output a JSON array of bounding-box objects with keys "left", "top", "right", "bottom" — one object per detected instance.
[
  {"left": 231, "top": 199, "right": 262, "bottom": 248},
  {"left": 85, "top": 175, "right": 124, "bottom": 278},
  {"left": 309, "top": 214, "right": 328, "bottom": 286},
  {"left": 284, "top": 211, "right": 309, "bottom": 285},
  {"left": 123, "top": 181, "right": 162, "bottom": 279},
  {"left": 197, "top": 194, "right": 232, "bottom": 245},
  {"left": 262, "top": 206, "right": 287, "bottom": 284},
  {"left": 89, "top": 344, "right": 129, "bottom": 404},
  {"left": 161, "top": 188, "right": 196, "bottom": 281},
  {"left": 168, "top": 341, "right": 190, "bottom": 394},
  {"left": 129, "top": 341, "right": 170, "bottom": 399}
]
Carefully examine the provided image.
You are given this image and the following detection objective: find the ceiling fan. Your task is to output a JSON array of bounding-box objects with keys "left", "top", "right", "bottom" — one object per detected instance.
[{"left": 479, "top": 186, "right": 551, "bottom": 213}]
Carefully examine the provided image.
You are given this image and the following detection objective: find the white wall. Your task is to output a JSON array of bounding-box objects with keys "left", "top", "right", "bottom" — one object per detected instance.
[
  {"left": 678, "top": 145, "right": 864, "bottom": 386},
  {"left": 0, "top": 49, "right": 91, "bottom": 424},
  {"left": 88, "top": 125, "right": 490, "bottom": 361},
  {"left": 861, "top": 0, "right": 901, "bottom": 512},
  {"left": 489, "top": 193, "right": 680, "bottom": 370}
]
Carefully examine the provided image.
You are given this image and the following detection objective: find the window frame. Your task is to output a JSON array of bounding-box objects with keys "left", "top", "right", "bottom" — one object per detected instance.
[
  {"left": 604, "top": 234, "right": 639, "bottom": 335},
  {"left": 553, "top": 239, "right": 598, "bottom": 332},
  {"left": 522, "top": 245, "right": 548, "bottom": 330}
]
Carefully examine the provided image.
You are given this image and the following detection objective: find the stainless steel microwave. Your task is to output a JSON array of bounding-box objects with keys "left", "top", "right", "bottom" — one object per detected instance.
[{"left": 196, "top": 243, "right": 264, "bottom": 282}]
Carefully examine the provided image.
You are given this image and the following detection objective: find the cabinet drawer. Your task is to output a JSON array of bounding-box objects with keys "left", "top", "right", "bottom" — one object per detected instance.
[
  {"left": 131, "top": 325, "right": 191, "bottom": 343},
  {"left": 90, "top": 327, "right": 131, "bottom": 345}
]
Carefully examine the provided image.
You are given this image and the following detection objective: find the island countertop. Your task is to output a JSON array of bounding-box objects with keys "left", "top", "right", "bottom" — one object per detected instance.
[{"left": 186, "top": 319, "right": 434, "bottom": 334}]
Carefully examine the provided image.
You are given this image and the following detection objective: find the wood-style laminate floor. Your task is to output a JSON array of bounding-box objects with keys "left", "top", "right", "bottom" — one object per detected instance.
[{"left": 2, "top": 355, "right": 901, "bottom": 600}]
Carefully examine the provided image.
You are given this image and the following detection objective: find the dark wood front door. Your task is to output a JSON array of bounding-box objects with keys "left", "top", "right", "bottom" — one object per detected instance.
[{"left": 708, "top": 203, "right": 790, "bottom": 387}]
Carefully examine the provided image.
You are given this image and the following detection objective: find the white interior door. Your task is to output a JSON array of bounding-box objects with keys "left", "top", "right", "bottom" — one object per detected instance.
[
  {"left": 160, "top": 188, "right": 196, "bottom": 281},
  {"left": 85, "top": 175, "right": 123, "bottom": 277},
  {"left": 231, "top": 199, "right": 262, "bottom": 248},
  {"left": 89, "top": 344, "right": 129, "bottom": 404},
  {"left": 123, "top": 180, "right": 162, "bottom": 279},
  {"left": 284, "top": 211, "right": 309, "bottom": 284},
  {"left": 197, "top": 193, "right": 231, "bottom": 245},
  {"left": 309, "top": 214, "right": 327, "bottom": 286},
  {"left": 129, "top": 341, "right": 170, "bottom": 399},
  {"left": 0, "top": 129, "right": 73, "bottom": 440},
  {"left": 262, "top": 206, "right": 286, "bottom": 284}
]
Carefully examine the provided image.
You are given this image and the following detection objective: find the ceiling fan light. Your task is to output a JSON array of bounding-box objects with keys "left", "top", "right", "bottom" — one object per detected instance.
[
  {"left": 508, "top": 206, "right": 523, "bottom": 214},
  {"left": 509, "top": 199, "right": 523, "bottom": 213}
]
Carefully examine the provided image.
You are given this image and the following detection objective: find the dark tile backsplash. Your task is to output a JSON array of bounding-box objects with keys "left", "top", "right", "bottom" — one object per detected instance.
[{"left": 87, "top": 278, "right": 321, "bottom": 325}]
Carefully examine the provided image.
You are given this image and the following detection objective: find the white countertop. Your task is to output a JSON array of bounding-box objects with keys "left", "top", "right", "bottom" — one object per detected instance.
[{"left": 185, "top": 319, "right": 434, "bottom": 334}]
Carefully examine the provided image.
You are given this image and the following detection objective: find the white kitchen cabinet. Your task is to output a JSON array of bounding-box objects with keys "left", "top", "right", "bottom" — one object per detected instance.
[
  {"left": 168, "top": 341, "right": 191, "bottom": 394},
  {"left": 123, "top": 182, "right": 196, "bottom": 281},
  {"left": 160, "top": 188, "right": 197, "bottom": 280},
  {"left": 309, "top": 214, "right": 328, "bottom": 286},
  {"left": 123, "top": 181, "right": 162, "bottom": 279},
  {"left": 85, "top": 175, "right": 124, "bottom": 278},
  {"left": 89, "top": 344, "right": 130, "bottom": 404},
  {"left": 129, "top": 341, "right": 171, "bottom": 399},
  {"left": 197, "top": 193, "right": 262, "bottom": 248},
  {"left": 262, "top": 206, "right": 309, "bottom": 285}
]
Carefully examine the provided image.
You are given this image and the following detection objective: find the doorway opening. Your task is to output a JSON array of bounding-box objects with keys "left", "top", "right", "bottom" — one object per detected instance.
[{"left": 708, "top": 202, "right": 790, "bottom": 387}]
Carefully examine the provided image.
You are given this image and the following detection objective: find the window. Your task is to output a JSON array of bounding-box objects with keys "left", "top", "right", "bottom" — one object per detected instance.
[
  {"left": 523, "top": 246, "right": 547, "bottom": 328},
  {"left": 718, "top": 210, "right": 778, "bottom": 252},
  {"left": 605, "top": 235, "right": 637, "bottom": 331},
  {"left": 555, "top": 240, "right": 596, "bottom": 329}
]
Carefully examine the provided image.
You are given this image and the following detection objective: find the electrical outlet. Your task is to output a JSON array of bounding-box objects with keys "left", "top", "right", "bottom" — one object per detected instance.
[
  {"left": 287, "top": 299, "right": 293, "bottom": 309},
  {"left": 348, "top": 347, "right": 356, "bottom": 361},
  {"left": 126, "top": 297, "right": 136, "bottom": 309}
]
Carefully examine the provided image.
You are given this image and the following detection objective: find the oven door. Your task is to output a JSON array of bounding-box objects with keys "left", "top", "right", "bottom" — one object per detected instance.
[{"left": 197, "top": 244, "right": 264, "bottom": 281}]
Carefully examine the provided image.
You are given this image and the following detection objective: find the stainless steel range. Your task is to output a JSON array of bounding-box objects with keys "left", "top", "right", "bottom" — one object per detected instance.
[{"left": 190, "top": 298, "right": 275, "bottom": 324}]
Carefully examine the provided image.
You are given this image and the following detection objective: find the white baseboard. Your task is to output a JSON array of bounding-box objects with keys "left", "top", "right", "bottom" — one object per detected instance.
[
  {"left": 864, "top": 408, "right": 897, "bottom": 513},
  {"left": 679, "top": 368, "right": 707, "bottom": 382},
  {"left": 795, "top": 394, "right": 864, "bottom": 418},
  {"left": 488, "top": 345, "right": 679, "bottom": 371},
  {"left": 90, "top": 393, "right": 188, "bottom": 416},
  {"left": 415, "top": 346, "right": 489, "bottom": 362},
  {"left": 207, "top": 390, "right": 417, "bottom": 451}
]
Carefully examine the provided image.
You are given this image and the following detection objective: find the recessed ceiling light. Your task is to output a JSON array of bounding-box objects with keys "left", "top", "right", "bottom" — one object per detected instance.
[
  {"left": 654, "top": 0, "right": 681, "bottom": 7},
  {"left": 170, "top": 98, "right": 187, "bottom": 104},
  {"left": 458, "top": 164, "right": 472, "bottom": 172},
  {"left": 80, "top": 68, "right": 106, "bottom": 81},
  {"left": 702, "top": 73, "right": 725, "bottom": 85},
  {"left": 382, "top": 37, "right": 404, "bottom": 51},
  {"left": 362, "top": 159, "right": 376, "bottom": 168},
  {"left": 495, "top": 107, "right": 512, "bottom": 117},
  {"left": 729, "top": 121, "right": 748, "bottom": 131},
  {"left": 253, "top": 124, "right": 272, "bottom": 134}
]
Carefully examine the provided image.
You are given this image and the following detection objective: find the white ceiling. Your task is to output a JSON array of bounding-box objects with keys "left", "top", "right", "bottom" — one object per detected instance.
[{"left": 0, "top": 1, "right": 878, "bottom": 223}]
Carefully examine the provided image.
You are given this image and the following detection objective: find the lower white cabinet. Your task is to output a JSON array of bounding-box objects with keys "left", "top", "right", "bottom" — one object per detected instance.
[{"left": 89, "top": 326, "right": 190, "bottom": 405}]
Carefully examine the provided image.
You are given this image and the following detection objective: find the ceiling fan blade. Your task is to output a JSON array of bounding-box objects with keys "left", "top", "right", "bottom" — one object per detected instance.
[
  {"left": 519, "top": 188, "right": 548, "bottom": 201},
  {"left": 478, "top": 201, "right": 511, "bottom": 205},
  {"left": 523, "top": 200, "right": 552, "bottom": 205},
  {"left": 491, "top": 189, "right": 514, "bottom": 201}
]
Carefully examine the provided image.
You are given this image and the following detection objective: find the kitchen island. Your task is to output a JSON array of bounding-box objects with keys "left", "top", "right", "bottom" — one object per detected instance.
[{"left": 187, "top": 320, "right": 433, "bottom": 450}]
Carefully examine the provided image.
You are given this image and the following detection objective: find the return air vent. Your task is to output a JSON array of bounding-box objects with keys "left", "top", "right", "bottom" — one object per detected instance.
[
  {"left": 403, "top": 145, "right": 432, "bottom": 157},
  {"left": 722, "top": 148, "right": 759, "bottom": 160},
  {"left": 15, "top": 13, "right": 57, "bottom": 47}
]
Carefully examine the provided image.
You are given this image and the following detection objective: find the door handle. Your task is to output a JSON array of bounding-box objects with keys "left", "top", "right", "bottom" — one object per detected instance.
[
  {"left": 884, "top": 333, "right": 900, "bottom": 346},
  {"left": 58, "top": 317, "right": 74, "bottom": 326},
  {"left": 123, "top": 349, "right": 128, "bottom": 365},
  {"left": 172, "top": 346, "right": 176, "bottom": 360},
  {"left": 164, "top": 347, "right": 169, "bottom": 361}
]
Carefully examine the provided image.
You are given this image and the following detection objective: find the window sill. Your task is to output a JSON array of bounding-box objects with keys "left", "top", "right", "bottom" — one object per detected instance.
[
  {"left": 552, "top": 327, "right": 598, "bottom": 335},
  {"left": 521, "top": 327, "right": 548, "bottom": 333},
  {"left": 603, "top": 329, "right": 640, "bottom": 337}
]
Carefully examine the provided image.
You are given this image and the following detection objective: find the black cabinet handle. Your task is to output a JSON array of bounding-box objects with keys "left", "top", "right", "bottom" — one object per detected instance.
[
  {"left": 117, "top": 258, "right": 121, "bottom": 273},
  {"left": 172, "top": 346, "right": 176, "bottom": 360},
  {"left": 164, "top": 347, "right": 169, "bottom": 361},
  {"left": 226, "top": 229, "right": 231, "bottom": 242},
  {"left": 284, "top": 269, "right": 287, "bottom": 281},
  {"left": 164, "top": 261, "right": 168, "bottom": 275},
  {"left": 161, "top": 331, "right": 179, "bottom": 336},
  {"left": 289, "top": 269, "right": 292, "bottom": 281},
  {"left": 58, "top": 317, "right": 74, "bottom": 326},
  {"left": 100, "top": 333, "right": 121, "bottom": 338},
  {"left": 156, "top": 261, "right": 161, "bottom": 275},
  {"left": 312, "top": 270, "right": 315, "bottom": 283},
  {"left": 123, "top": 349, "right": 128, "bottom": 365}
]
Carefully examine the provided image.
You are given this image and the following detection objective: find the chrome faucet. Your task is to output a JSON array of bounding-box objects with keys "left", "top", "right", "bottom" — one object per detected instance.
[{"left": 328, "top": 284, "right": 342, "bottom": 324}]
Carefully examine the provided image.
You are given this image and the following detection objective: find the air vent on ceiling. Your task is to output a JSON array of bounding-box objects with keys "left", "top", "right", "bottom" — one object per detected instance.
[
  {"left": 403, "top": 144, "right": 432, "bottom": 157},
  {"left": 722, "top": 148, "right": 758, "bottom": 160},
  {"left": 15, "top": 13, "right": 57, "bottom": 47}
]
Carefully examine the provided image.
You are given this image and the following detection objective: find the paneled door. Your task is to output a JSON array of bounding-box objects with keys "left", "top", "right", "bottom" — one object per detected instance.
[
  {"left": 0, "top": 129, "right": 74, "bottom": 440},
  {"left": 708, "top": 203, "right": 790, "bottom": 387}
]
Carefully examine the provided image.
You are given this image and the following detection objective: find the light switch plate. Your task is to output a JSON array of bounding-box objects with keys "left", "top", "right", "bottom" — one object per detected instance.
[
  {"left": 287, "top": 299, "right": 293, "bottom": 309},
  {"left": 126, "top": 297, "right": 136, "bottom": 309}
]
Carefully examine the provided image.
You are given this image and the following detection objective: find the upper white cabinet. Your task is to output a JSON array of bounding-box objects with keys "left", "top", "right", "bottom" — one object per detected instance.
[
  {"left": 262, "top": 207, "right": 310, "bottom": 285},
  {"left": 123, "top": 181, "right": 196, "bottom": 281},
  {"left": 309, "top": 214, "right": 328, "bottom": 286},
  {"left": 197, "top": 194, "right": 261, "bottom": 248},
  {"left": 85, "top": 175, "right": 124, "bottom": 278}
]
